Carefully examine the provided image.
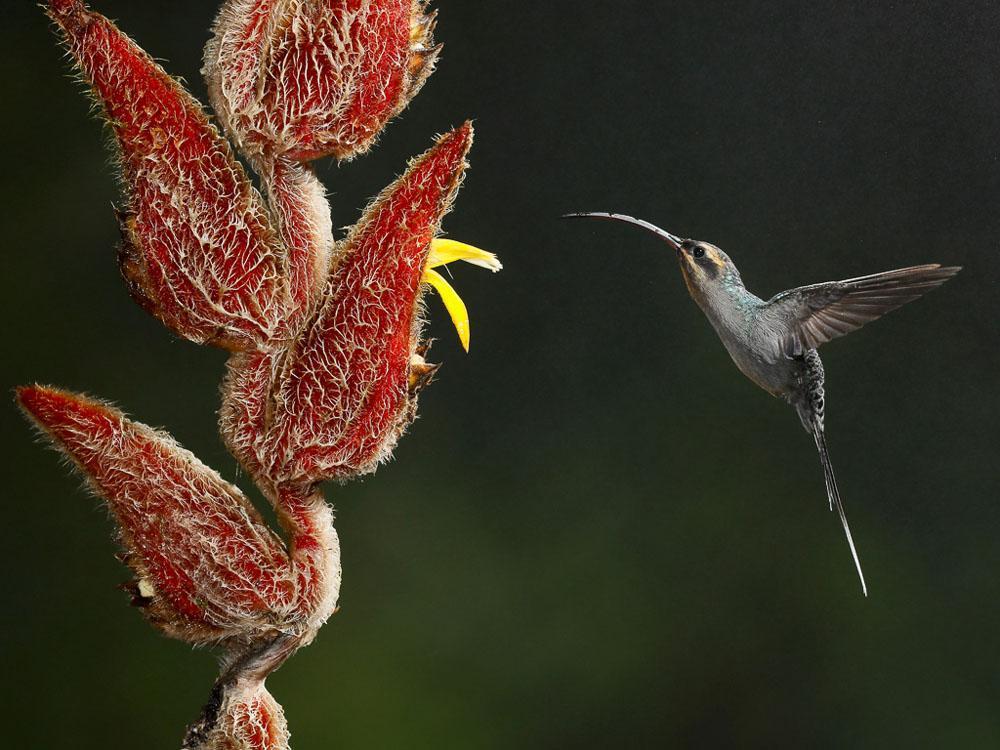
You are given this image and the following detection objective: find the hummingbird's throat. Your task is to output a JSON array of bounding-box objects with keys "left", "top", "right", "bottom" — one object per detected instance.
[{"left": 678, "top": 257, "right": 701, "bottom": 301}]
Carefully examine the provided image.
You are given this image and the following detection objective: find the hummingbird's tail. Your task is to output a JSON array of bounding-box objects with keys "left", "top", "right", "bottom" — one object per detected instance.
[{"left": 813, "top": 428, "right": 868, "bottom": 597}]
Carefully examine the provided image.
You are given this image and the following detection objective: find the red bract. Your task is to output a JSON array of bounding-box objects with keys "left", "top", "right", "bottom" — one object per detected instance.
[
  {"left": 218, "top": 125, "right": 472, "bottom": 487},
  {"left": 28, "top": 1, "right": 494, "bottom": 748},
  {"left": 205, "top": 0, "right": 439, "bottom": 162},
  {"left": 48, "top": 0, "right": 287, "bottom": 350},
  {"left": 17, "top": 386, "right": 340, "bottom": 644},
  {"left": 186, "top": 683, "right": 291, "bottom": 750},
  {"left": 259, "top": 157, "right": 334, "bottom": 328},
  {"left": 265, "top": 123, "right": 473, "bottom": 483}
]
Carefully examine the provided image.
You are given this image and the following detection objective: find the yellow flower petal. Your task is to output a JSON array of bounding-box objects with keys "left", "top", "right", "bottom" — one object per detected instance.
[
  {"left": 423, "top": 267, "right": 470, "bottom": 352},
  {"left": 428, "top": 238, "right": 502, "bottom": 272}
]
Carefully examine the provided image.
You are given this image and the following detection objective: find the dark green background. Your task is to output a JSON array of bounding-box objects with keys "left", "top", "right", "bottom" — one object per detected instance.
[{"left": 3, "top": 1, "right": 999, "bottom": 747}]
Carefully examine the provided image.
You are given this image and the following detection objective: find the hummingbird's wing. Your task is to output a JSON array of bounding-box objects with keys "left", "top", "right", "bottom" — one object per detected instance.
[{"left": 761, "top": 264, "right": 961, "bottom": 358}]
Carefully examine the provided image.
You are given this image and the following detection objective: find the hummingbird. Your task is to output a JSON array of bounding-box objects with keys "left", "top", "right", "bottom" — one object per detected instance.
[{"left": 565, "top": 211, "right": 961, "bottom": 595}]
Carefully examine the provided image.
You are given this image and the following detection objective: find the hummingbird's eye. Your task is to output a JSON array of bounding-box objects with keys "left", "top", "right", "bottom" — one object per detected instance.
[{"left": 692, "top": 245, "right": 706, "bottom": 259}]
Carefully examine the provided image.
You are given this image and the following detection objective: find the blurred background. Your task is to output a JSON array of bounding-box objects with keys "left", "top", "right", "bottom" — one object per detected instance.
[{"left": 3, "top": 1, "right": 1000, "bottom": 747}]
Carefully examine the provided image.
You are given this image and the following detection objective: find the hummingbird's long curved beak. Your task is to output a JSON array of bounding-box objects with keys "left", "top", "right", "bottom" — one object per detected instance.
[{"left": 562, "top": 212, "right": 684, "bottom": 251}]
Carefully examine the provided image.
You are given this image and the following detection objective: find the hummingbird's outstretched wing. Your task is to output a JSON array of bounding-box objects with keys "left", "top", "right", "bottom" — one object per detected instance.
[{"left": 762, "top": 264, "right": 961, "bottom": 358}]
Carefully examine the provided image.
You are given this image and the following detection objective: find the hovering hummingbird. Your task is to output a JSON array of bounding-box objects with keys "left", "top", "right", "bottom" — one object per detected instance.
[{"left": 566, "top": 212, "right": 961, "bottom": 595}]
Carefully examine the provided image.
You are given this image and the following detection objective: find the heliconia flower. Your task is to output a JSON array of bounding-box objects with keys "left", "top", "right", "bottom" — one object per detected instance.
[
  {"left": 16, "top": 385, "right": 341, "bottom": 644},
  {"left": 46, "top": 0, "right": 290, "bottom": 350},
  {"left": 184, "top": 681, "right": 290, "bottom": 750},
  {"left": 256, "top": 122, "right": 481, "bottom": 483},
  {"left": 216, "top": 132, "right": 501, "bottom": 488},
  {"left": 424, "top": 238, "right": 502, "bottom": 352},
  {"left": 34, "top": 0, "right": 494, "bottom": 746},
  {"left": 204, "top": 0, "right": 440, "bottom": 163}
]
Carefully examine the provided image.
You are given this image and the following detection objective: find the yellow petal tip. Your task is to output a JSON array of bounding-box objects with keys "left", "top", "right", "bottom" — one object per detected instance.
[
  {"left": 429, "top": 238, "right": 502, "bottom": 272},
  {"left": 423, "top": 267, "right": 471, "bottom": 352}
]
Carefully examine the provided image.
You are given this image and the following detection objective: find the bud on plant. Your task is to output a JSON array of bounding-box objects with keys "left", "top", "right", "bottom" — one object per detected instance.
[
  {"left": 17, "top": 385, "right": 340, "bottom": 643},
  {"left": 185, "top": 685, "right": 289, "bottom": 750},
  {"left": 262, "top": 122, "right": 474, "bottom": 483},
  {"left": 205, "top": 0, "right": 440, "bottom": 162},
  {"left": 47, "top": 0, "right": 288, "bottom": 350}
]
